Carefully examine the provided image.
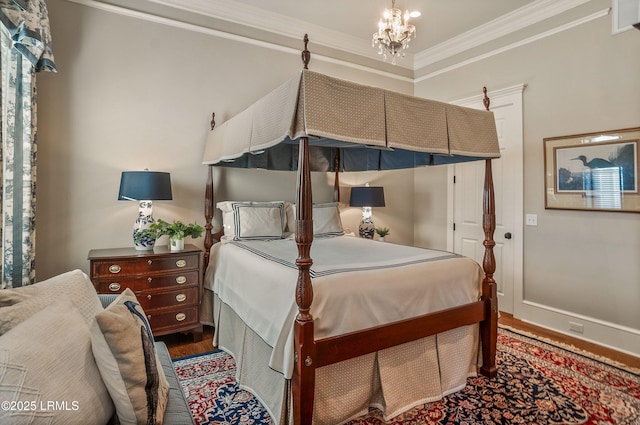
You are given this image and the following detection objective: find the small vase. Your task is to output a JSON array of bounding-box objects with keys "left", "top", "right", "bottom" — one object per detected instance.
[
  {"left": 170, "top": 237, "right": 184, "bottom": 251},
  {"left": 379, "top": 236, "right": 385, "bottom": 242}
]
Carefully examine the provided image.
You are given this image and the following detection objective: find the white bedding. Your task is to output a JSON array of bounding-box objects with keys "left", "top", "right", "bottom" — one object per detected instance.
[{"left": 206, "top": 235, "right": 483, "bottom": 379}]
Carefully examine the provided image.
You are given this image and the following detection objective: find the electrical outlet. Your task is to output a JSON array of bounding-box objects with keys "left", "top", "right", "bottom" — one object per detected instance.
[
  {"left": 525, "top": 214, "right": 538, "bottom": 226},
  {"left": 569, "top": 322, "right": 584, "bottom": 334}
]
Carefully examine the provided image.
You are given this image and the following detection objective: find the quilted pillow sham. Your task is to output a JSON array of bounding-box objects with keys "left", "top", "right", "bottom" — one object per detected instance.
[{"left": 217, "top": 201, "right": 290, "bottom": 240}]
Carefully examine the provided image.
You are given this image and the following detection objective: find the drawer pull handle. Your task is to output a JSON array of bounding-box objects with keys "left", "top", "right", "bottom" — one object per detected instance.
[
  {"left": 175, "top": 313, "right": 186, "bottom": 322},
  {"left": 147, "top": 315, "right": 152, "bottom": 320},
  {"left": 147, "top": 294, "right": 152, "bottom": 300},
  {"left": 148, "top": 277, "right": 152, "bottom": 283},
  {"left": 176, "top": 276, "right": 187, "bottom": 284},
  {"left": 176, "top": 260, "right": 187, "bottom": 268},
  {"left": 148, "top": 260, "right": 153, "bottom": 265},
  {"left": 176, "top": 293, "right": 186, "bottom": 302},
  {"left": 108, "top": 282, "right": 121, "bottom": 292},
  {"left": 109, "top": 265, "right": 121, "bottom": 274}
]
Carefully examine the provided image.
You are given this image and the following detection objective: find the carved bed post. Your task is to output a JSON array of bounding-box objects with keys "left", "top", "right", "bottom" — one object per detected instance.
[
  {"left": 292, "top": 34, "right": 316, "bottom": 425},
  {"left": 204, "top": 165, "right": 214, "bottom": 273},
  {"left": 480, "top": 87, "right": 498, "bottom": 377},
  {"left": 203, "top": 113, "right": 217, "bottom": 274},
  {"left": 301, "top": 34, "right": 310, "bottom": 70},
  {"left": 293, "top": 136, "right": 316, "bottom": 425},
  {"left": 203, "top": 113, "right": 224, "bottom": 275}
]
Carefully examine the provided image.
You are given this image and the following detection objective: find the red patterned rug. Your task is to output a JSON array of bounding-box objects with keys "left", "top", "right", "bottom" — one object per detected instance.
[{"left": 173, "top": 327, "right": 640, "bottom": 424}]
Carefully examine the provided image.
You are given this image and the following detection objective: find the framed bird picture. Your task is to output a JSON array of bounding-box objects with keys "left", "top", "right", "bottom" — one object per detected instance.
[{"left": 544, "top": 127, "right": 640, "bottom": 212}]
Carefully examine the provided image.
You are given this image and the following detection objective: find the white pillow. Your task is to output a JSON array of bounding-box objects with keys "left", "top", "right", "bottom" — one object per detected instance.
[{"left": 217, "top": 201, "right": 287, "bottom": 240}]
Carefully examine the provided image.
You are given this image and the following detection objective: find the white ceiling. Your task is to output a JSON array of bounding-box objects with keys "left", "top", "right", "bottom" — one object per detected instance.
[{"left": 144, "top": 0, "right": 601, "bottom": 70}]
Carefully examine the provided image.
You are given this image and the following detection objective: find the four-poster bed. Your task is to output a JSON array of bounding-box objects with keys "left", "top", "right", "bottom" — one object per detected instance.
[{"left": 201, "top": 36, "right": 499, "bottom": 424}]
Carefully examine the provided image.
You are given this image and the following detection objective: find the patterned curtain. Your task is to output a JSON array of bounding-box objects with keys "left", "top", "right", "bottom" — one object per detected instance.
[{"left": 0, "top": 0, "right": 56, "bottom": 288}]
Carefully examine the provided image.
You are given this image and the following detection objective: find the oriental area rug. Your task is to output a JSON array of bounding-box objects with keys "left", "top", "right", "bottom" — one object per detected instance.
[{"left": 173, "top": 327, "right": 640, "bottom": 425}]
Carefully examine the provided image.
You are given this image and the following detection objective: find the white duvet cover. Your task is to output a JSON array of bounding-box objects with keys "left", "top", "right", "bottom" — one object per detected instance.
[{"left": 205, "top": 235, "right": 483, "bottom": 379}]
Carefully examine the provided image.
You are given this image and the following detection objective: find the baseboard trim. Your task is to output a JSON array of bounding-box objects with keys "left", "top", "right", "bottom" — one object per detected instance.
[{"left": 516, "top": 300, "right": 640, "bottom": 358}]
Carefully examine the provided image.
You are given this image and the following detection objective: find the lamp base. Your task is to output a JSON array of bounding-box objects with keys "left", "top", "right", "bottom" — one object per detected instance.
[
  {"left": 358, "top": 221, "right": 375, "bottom": 239},
  {"left": 133, "top": 201, "right": 156, "bottom": 250}
]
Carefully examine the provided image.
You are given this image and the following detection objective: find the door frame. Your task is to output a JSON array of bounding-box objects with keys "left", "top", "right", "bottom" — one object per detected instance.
[{"left": 446, "top": 83, "right": 525, "bottom": 315}]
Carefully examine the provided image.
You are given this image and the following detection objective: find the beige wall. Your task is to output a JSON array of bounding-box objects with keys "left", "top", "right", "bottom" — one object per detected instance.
[
  {"left": 414, "top": 9, "right": 640, "bottom": 348},
  {"left": 36, "top": 0, "right": 414, "bottom": 279}
]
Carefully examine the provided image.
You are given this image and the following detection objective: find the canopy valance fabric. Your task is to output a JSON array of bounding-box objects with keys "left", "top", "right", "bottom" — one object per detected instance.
[{"left": 202, "top": 70, "right": 500, "bottom": 171}]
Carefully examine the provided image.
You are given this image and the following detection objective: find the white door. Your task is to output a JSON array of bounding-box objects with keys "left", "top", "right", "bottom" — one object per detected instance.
[{"left": 447, "top": 85, "right": 524, "bottom": 314}]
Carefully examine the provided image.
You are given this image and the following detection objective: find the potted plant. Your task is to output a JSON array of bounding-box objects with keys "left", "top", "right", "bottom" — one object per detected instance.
[
  {"left": 375, "top": 226, "right": 390, "bottom": 242},
  {"left": 135, "top": 219, "right": 205, "bottom": 251}
]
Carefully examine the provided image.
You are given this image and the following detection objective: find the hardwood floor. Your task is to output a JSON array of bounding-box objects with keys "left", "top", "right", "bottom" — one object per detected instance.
[
  {"left": 157, "top": 325, "right": 215, "bottom": 359},
  {"left": 160, "top": 314, "right": 640, "bottom": 370}
]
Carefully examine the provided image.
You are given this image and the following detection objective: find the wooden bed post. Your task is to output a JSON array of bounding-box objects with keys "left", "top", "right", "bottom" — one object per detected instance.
[
  {"left": 203, "top": 112, "right": 217, "bottom": 274},
  {"left": 480, "top": 87, "right": 498, "bottom": 377},
  {"left": 292, "top": 34, "right": 316, "bottom": 425},
  {"left": 204, "top": 165, "right": 214, "bottom": 273},
  {"left": 203, "top": 113, "right": 224, "bottom": 275},
  {"left": 293, "top": 136, "right": 316, "bottom": 425}
]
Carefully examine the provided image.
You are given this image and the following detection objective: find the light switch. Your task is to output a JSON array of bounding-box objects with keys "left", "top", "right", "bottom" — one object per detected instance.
[{"left": 525, "top": 214, "right": 537, "bottom": 226}]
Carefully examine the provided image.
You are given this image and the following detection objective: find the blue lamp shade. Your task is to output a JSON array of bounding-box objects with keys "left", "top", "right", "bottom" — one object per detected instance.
[
  {"left": 349, "top": 186, "right": 385, "bottom": 207},
  {"left": 118, "top": 171, "right": 173, "bottom": 201}
]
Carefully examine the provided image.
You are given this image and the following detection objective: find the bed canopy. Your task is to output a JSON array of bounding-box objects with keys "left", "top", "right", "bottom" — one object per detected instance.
[{"left": 201, "top": 67, "right": 500, "bottom": 172}]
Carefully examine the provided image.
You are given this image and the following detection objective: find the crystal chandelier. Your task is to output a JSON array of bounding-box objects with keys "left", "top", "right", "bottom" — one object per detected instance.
[{"left": 372, "top": 0, "right": 420, "bottom": 65}]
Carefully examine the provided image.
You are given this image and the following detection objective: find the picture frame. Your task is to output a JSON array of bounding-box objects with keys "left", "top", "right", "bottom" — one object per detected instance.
[{"left": 544, "top": 127, "right": 640, "bottom": 212}]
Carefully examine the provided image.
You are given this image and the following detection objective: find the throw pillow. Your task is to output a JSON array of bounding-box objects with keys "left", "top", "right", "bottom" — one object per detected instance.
[
  {"left": 0, "top": 299, "right": 114, "bottom": 425},
  {"left": 0, "top": 269, "right": 103, "bottom": 336},
  {"left": 91, "top": 288, "right": 169, "bottom": 425}
]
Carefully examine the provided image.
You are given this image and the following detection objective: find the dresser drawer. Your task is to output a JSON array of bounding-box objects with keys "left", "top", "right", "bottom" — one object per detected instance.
[
  {"left": 146, "top": 305, "right": 198, "bottom": 332},
  {"left": 137, "top": 287, "right": 198, "bottom": 311},
  {"left": 91, "top": 253, "right": 199, "bottom": 278},
  {"left": 93, "top": 270, "right": 200, "bottom": 293}
]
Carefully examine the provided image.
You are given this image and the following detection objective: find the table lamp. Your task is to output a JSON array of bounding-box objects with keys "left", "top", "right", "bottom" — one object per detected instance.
[
  {"left": 349, "top": 184, "right": 385, "bottom": 239},
  {"left": 118, "top": 170, "right": 172, "bottom": 250}
]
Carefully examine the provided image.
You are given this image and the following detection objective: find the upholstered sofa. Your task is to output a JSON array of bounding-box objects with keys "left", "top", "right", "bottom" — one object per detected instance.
[{"left": 0, "top": 270, "right": 195, "bottom": 425}]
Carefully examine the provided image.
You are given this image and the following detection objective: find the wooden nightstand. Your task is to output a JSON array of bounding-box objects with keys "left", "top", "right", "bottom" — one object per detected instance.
[{"left": 88, "top": 244, "right": 203, "bottom": 341}]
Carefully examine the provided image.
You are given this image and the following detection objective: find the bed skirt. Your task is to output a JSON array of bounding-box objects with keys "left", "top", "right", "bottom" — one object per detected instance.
[{"left": 205, "top": 289, "right": 480, "bottom": 425}]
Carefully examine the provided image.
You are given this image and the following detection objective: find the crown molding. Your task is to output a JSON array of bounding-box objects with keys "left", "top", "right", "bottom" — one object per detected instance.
[
  {"left": 150, "top": 0, "right": 594, "bottom": 72},
  {"left": 413, "top": 0, "right": 592, "bottom": 70},
  {"left": 146, "top": 0, "right": 414, "bottom": 69},
  {"left": 415, "top": 8, "right": 610, "bottom": 83}
]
